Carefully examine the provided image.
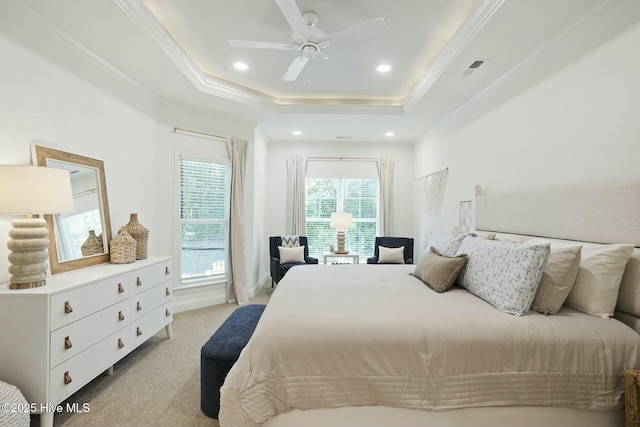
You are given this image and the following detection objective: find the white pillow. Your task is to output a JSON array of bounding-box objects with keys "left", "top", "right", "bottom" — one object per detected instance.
[
  {"left": 278, "top": 245, "right": 305, "bottom": 263},
  {"left": 427, "top": 231, "right": 466, "bottom": 257},
  {"left": 455, "top": 237, "right": 550, "bottom": 316},
  {"left": 378, "top": 246, "right": 405, "bottom": 264},
  {"left": 564, "top": 243, "right": 633, "bottom": 318}
]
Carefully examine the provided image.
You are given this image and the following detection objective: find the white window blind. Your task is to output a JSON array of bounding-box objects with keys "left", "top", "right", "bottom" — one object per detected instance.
[
  {"left": 179, "top": 158, "right": 231, "bottom": 286},
  {"left": 305, "top": 177, "right": 379, "bottom": 260}
]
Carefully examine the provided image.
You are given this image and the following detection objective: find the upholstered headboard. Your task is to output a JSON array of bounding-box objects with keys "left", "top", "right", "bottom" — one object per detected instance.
[
  {"left": 474, "top": 182, "right": 640, "bottom": 333},
  {"left": 475, "top": 182, "right": 640, "bottom": 246}
]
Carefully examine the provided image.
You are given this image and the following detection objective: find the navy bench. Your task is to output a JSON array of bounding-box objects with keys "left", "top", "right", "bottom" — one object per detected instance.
[{"left": 200, "top": 304, "right": 266, "bottom": 419}]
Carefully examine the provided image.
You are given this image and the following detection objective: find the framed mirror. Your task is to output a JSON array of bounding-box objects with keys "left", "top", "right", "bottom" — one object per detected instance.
[{"left": 31, "top": 145, "right": 113, "bottom": 274}]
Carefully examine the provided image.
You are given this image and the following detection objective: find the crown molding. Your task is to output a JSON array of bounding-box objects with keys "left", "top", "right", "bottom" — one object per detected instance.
[
  {"left": 114, "top": 0, "right": 275, "bottom": 110},
  {"left": 417, "top": 0, "right": 617, "bottom": 140},
  {"left": 11, "top": 0, "right": 160, "bottom": 105},
  {"left": 403, "top": 0, "right": 506, "bottom": 111},
  {"left": 115, "top": 0, "right": 416, "bottom": 115}
]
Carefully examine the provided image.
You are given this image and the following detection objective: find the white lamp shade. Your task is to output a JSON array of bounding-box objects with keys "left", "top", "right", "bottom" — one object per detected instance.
[
  {"left": 330, "top": 212, "right": 353, "bottom": 229},
  {"left": 0, "top": 165, "right": 74, "bottom": 214}
]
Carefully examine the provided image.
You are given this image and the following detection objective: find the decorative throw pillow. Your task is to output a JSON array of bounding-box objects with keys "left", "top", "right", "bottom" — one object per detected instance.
[
  {"left": 524, "top": 239, "right": 582, "bottom": 315},
  {"left": 378, "top": 246, "right": 405, "bottom": 264},
  {"left": 452, "top": 226, "right": 496, "bottom": 240},
  {"left": 455, "top": 237, "right": 550, "bottom": 316},
  {"left": 412, "top": 248, "right": 468, "bottom": 293},
  {"left": 427, "top": 230, "right": 466, "bottom": 257},
  {"left": 278, "top": 245, "right": 305, "bottom": 263},
  {"left": 564, "top": 243, "right": 633, "bottom": 318}
]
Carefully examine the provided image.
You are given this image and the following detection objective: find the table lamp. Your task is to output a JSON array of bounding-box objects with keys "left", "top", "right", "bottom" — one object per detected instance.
[
  {"left": 330, "top": 212, "right": 353, "bottom": 254},
  {"left": 0, "top": 165, "right": 74, "bottom": 289}
]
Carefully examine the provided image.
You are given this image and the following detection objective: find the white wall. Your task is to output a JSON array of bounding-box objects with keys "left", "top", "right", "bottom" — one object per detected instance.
[
  {"left": 0, "top": 20, "right": 263, "bottom": 311},
  {"left": 413, "top": 19, "right": 640, "bottom": 254},
  {"left": 266, "top": 141, "right": 415, "bottom": 256},
  {"left": 0, "top": 29, "right": 159, "bottom": 286}
]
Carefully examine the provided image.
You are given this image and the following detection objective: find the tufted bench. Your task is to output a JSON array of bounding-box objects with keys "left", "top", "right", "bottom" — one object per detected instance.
[{"left": 200, "top": 304, "right": 266, "bottom": 419}]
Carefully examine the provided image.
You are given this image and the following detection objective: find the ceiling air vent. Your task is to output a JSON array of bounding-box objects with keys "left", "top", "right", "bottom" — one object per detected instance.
[{"left": 462, "top": 59, "right": 489, "bottom": 76}]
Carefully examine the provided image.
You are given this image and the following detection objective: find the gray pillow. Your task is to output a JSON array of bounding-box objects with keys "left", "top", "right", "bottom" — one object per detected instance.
[
  {"left": 529, "top": 244, "right": 582, "bottom": 315},
  {"left": 412, "top": 248, "right": 468, "bottom": 293}
]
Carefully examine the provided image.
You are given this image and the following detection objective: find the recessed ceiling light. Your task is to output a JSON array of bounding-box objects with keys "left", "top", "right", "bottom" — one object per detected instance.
[
  {"left": 376, "top": 64, "right": 391, "bottom": 73},
  {"left": 292, "top": 130, "right": 302, "bottom": 136},
  {"left": 385, "top": 131, "right": 395, "bottom": 137},
  {"left": 234, "top": 62, "right": 248, "bottom": 71}
]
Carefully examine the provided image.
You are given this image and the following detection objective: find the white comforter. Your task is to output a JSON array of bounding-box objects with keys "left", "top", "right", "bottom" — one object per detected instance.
[{"left": 219, "top": 264, "right": 640, "bottom": 427}]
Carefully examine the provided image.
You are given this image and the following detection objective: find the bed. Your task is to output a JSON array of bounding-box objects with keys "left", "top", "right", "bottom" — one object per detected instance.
[{"left": 219, "top": 182, "right": 640, "bottom": 427}]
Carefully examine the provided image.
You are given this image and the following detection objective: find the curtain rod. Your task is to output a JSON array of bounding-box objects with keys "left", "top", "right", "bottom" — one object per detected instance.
[
  {"left": 306, "top": 156, "right": 379, "bottom": 162},
  {"left": 173, "top": 126, "right": 226, "bottom": 140},
  {"left": 416, "top": 167, "right": 448, "bottom": 180}
]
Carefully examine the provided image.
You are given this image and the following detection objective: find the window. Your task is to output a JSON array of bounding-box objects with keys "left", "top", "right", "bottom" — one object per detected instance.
[
  {"left": 305, "top": 177, "right": 379, "bottom": 260},
  {"left": 179, "top": 157, "right": 231, "bottom": 286}
]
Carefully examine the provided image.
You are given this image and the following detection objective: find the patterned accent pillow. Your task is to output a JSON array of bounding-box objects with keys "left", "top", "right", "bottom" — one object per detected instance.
[
  {"left": 455, "top": 237, "right": 550, "bottom": 316},
  {"left": 427, "top": 231, "right": 466, "bottom": 257}
]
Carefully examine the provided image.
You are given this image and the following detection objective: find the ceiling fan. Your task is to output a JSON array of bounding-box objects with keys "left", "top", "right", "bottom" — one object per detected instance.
[{"left": 228, "top": 0, "right": 387, "bottom": 82}]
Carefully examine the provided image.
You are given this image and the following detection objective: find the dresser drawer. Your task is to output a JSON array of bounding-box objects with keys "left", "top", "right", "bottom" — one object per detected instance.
[
  {"left": 49, "top": 328, "right": 129, "bottom": 404},
  {"left": 50, "top": 274, "right": 130, "bottom": 330},
  {"left": 50, "top": 299, "right": 129, "bottom": 368},
  {"left": 130, "top": 282, "right": 172, "bottom": 321},
  {"left": 130, "top": 261, "right": 172, "bottom": 296},
  {"left": 130, "top": 301, "right": 173, "bottom": 350}
]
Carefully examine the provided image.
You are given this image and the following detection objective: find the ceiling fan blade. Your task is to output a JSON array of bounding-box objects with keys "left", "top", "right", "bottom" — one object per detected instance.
[
  {"left": 229, "top": 40, "right": 297, "bottom": 50},
  {"left": 326, "top": 17, "right": 387, "bottom": 45},
  {"left": 282, "top": 56, "right": 309, "bottom": 81},
  {"left": 274, "top": 0, "right": 308, "bottom": 35}
]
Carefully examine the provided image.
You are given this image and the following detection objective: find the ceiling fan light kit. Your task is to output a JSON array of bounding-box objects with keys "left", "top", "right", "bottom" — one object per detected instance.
[{"left": 229, "top": 0, "right": 387, "bottom": 82}]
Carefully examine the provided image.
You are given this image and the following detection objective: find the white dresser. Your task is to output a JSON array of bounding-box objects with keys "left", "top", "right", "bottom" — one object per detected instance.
[{"left": 0, "top": 256, "right": 173, "bottom": 427}]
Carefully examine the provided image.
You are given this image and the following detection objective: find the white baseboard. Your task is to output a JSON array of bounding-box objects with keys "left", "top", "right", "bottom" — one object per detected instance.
[
  {"left": 173, "top": 276, "right": 270, "bottom": 313},
  {"left": 173, "top": 282, "right": 227, "bottom": 313}
]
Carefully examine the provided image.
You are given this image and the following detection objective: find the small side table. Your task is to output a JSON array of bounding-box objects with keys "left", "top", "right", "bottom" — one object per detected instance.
[{"left": 323, "top": 253, "right": 360, "bottom": 265}]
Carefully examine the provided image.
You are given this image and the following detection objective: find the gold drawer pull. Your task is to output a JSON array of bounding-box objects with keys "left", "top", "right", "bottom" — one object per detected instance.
[
  {"left": 136, "top": 327, "right": 142, "bottom": 336},
  {"left": 165, "top": 266, "right": 170, "bottom": 275},
  {"left": 118, "top": 311, "right": 125, "bottom": 321},
  {"left": 64, "top": 301, "right": 73, "bottom": 314},
  {"left": 136, "top": 302, "right": 142, "bottom": 311},
  {"left": 64, "top": 336, "right": 72, "bottom": 350},
  {"left": 136, "top": 277, "right": 142, "bottom": 286},
  {"left": 118, "top": 338, "right": 124, "bottom": 349},
  {"left": 118, "top": 283, "right": 124, "bottom": 293},
  {"left": 165, "top": 308, "right": 171, "bottom": 317},
  {"left": 165, "top": 287, "right": 171, "bottom": 296},
  {"left": 64, "top": 371, "right": 72, "bottom": 385}
]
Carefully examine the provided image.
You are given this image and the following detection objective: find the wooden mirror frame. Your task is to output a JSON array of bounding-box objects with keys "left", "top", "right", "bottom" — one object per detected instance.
[{"left": 32, "top": 145, "right": 113, "bottom": 274}]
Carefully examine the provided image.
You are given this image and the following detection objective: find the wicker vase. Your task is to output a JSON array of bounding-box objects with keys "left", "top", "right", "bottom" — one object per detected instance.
[
  {"left": 81, "top": 230, "right": 103, "bottom": 257},
  {"left": 124, "top": 213, "right": 149, "bottom": 260},
  {"left": 109, "top": 227, "right": 136, "bottom": 264}
]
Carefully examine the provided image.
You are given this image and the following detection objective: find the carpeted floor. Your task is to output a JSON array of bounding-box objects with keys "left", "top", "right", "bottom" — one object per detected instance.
[{"left": 30, "top": 287, "right": 272, "bottom": 427}]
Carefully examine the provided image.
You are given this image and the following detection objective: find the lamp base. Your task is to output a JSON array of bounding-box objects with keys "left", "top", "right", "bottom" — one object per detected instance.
[
  {"left": 9, "top": 280, "right": 46, "bottom": 290},
  {"left": 335, "top": 230, "right": 349, "bottom": 254},
  {"left": 334, "top": 250, "right": 350, "bottom": 254},
  {"left": 7, "top": 218, "right": 50, "bottom": 289}
]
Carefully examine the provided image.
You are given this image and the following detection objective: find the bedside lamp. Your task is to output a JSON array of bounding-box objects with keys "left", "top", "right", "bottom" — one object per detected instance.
[
  {"left": 0, "top": 165, "right": 73, "bottom": 289},
  {"left": 330, "top": 212, "right": 353, "bottom": 254}
]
